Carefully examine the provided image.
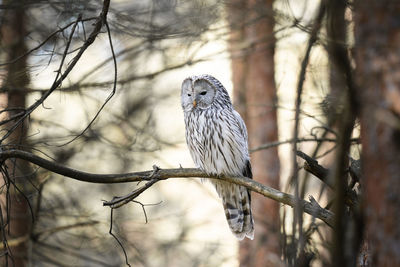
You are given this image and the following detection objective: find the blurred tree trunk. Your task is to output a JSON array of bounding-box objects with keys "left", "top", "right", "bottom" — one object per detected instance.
[
  {"left": 354, "top": 1, "right": 400, "bottom": 266},
  {"left": 1, "top": 1, "right": 32, "bottom": 266},
  {"left": 228, "top": 0, "right": 281, "bottom": 266},
  {"left": 326, "top": 1, "right": 362, "bottom": 267}
]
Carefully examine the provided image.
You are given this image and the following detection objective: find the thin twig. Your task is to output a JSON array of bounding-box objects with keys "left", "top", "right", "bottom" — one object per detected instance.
[
  {"left": 250, "top": 137, "right": 359, "bottom": 153},
  {"left": 103, "top": 179, "right": 158, "bottom": 208},
  {"left": 0, "top": 0, "right": 111, "bottom": 143},
  {"left": 131, "top": 200, "right": 162, "bottom": 224},
  {"left": 59, "top": 19, "right": 117, "bottom": 146},
  {"left": 291, "top": 2, "right": 326, "bottom": 258},
  {"left": 1, "top": 221, "right": 99, "bottom": 249},
  {"left": 109, "top": 209, "right": 131, "bottom": 267},
  {"left": 0, "top": 17, "right": 97, "bottom": 67},
  {"left": 0, "top": 205, "right": 9, "bottom": 265},
  {"left": 52, "top": 14, "right": 82, "bottom": 85}
]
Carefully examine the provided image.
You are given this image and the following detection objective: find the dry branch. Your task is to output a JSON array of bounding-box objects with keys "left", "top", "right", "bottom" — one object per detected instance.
[
  {"left": 250, "top": 137, "right": 359, "bottom": 153},
  {"left": 0, "top": 220, "right": 99, "bottom": 249},
  {"left": 0, "top": 0, "right": 111, "bottom": 143},
  {"left": 296, "top": 150, "right": 331, "bottom": 187},
  {"left": 0, "top": 149, "right": 334, "bottom": 226},
  {"left": 296, "top": 150, "right": 358, "bottom": 208}
]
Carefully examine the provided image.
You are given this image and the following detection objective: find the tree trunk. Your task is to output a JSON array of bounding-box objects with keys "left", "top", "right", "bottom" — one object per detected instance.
[
  {"left": 228, "top": 1, "right": 281, "bottom": 266},
  {"left": 354, "top": 1, "right": 400, "bottom": 266},
  {"left": 1, "top": 2, "right": 32, "bottom": 266}
]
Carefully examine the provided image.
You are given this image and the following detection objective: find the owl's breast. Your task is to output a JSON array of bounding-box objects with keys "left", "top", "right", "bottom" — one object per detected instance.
[{"left": 184, "top": 109, "right": 249, "bottom": 176}]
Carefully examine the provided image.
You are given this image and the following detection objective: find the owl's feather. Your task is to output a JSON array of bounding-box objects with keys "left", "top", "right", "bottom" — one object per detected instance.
[{"left": 181, "top": 74, "right": 254, "bottom": 240}]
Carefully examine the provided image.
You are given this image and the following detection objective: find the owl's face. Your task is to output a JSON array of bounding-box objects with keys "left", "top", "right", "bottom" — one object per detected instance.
[{"left": 181, "top": 77, "right": 216, "bottom": 111}]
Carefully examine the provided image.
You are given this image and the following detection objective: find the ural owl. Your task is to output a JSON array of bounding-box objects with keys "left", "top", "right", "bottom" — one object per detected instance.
[{"left": 181, "top": 74, "right": 254, "bottom": 240}]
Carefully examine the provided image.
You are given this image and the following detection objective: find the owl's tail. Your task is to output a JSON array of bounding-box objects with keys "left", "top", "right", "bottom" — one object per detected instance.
[{"left": 215, "top": 182, "right": 254, "bottom": 240}]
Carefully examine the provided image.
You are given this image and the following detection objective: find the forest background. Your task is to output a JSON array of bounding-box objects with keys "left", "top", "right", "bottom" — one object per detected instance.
[{"left": 0, "top": 0, "right": 399, "bottom": 266}]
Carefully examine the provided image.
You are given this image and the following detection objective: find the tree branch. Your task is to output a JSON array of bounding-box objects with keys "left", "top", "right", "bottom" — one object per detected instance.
[
  {"left": 250, "top": 137, "right": 360, "bottom": 153},
  {"left": 0, "top": 0, "right": 111, "bottom": 143},
  {"left": 296, "top": 150, "right": 359, "bottom": 208},
  {"left": 0, "top": 149, "right": 335, "bottom": 226},
  {"left": 0, "top": 220, "right": 99, "bottom": 249},
  {"left": 296, "top": 150, "right": 331, "bottom": 188}
]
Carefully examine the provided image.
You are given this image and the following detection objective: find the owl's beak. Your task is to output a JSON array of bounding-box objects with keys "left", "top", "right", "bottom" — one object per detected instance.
[{"left": 192, "top": 99, "right": 197, "bottom": 107}]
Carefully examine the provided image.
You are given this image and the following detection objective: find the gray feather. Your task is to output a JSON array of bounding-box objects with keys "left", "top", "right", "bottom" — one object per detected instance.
[{"left": 181, "top": 74, "right": 254, "bottom": 240}]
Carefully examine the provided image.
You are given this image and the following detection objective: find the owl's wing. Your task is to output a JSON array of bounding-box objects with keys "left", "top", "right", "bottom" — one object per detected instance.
[
  {"left": 232, "top": 110, "right": 253, "bottom": 179},
  {"left": 232, "top": 110, "right": 248, "bottom": 141}
]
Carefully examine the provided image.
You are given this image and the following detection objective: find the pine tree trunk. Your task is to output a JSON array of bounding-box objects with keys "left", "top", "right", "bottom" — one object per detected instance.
[
  {"left": 228, "top": 0, "right": 281, "bottom": 266},
  {"left": 1, "top": 2, "right": 32, "bottom": 266},
  {"left": 355, "top": 1, "right": 400, "bottom": 266}
]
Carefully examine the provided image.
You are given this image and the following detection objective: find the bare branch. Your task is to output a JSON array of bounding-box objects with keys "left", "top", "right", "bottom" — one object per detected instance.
[
  {"left": 296, "top": 150, "right": 331, "bottom": 188},
  {"left": 250, "top": 137, "right": 360, "bottom": 153},
  {"left": 0, "top": 0, "right": 111, "bottom": 143},
  {"left": 1, "top": 220, "right": 99, "bottom": 249},
  {"left": 0, "top": 17, "right": 98, "bottom": 67},
  {"left": 290, "top": 1, "right": 326, "bottom": 254},
  {"left": 296, "top": 150, "right": 359, "bottom": 208},
  {"left": 109, "top": 209, "right": 131, "bottom": 267},
  {"left": 59, "top": 18, "right": 117, "bottom": 146},
  {"left": 103, "top": 179, "right": 158, "bottom": 208},
  {"left": 0, "top": 149, "right": 334, "bottom": 226}
]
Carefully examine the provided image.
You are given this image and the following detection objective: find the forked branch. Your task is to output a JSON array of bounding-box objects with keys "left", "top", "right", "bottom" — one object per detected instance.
[{"left": 0, "top": 149, "right": 335, "bottom": 226}]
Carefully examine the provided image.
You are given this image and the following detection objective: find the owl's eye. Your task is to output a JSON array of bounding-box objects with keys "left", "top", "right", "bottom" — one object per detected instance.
[
  {"left": 200, "top": 91, "right": 207, "bottom": 95},
  {"left": 187, "top": 94, "right": 191, "bottom": 97}
]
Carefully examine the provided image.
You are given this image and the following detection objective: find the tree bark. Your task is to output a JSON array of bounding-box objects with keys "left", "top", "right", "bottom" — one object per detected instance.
[
  {"left": 354, "top": 1, "right": 400, "bottom": 266},
  {"left": 326, "top": 2, "right": 363, "bottom": 266},
  {"left": 228, "top": 0, "right": 281, "bottom": 266},
  {"left": 1, "top": 1, "right": 32, "bottom": 266}
]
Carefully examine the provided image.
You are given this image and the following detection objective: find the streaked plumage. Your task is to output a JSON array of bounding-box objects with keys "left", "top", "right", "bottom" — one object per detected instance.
[{"left": 181, "top": 74, "right": 254, "bottom": 240}]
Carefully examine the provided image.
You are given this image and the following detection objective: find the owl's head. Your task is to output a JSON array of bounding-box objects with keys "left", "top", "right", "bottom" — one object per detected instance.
[{"left": 181, "top": 74, "right": 231, "bottom": 112}]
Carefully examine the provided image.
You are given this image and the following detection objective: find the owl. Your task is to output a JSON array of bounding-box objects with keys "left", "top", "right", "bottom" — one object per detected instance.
[{"left": 181, "top": 74, "right": 254, "bottom": 240}]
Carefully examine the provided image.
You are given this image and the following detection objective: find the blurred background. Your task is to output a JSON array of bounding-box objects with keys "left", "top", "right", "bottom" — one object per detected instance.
[{"left": 1, "top": 0, "right": 399, "bottom": 266}]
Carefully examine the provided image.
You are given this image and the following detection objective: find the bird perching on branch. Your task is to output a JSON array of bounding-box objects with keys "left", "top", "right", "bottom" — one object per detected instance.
[{"left": 181, "top": 74, "right": 254, "bottom": 240}]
